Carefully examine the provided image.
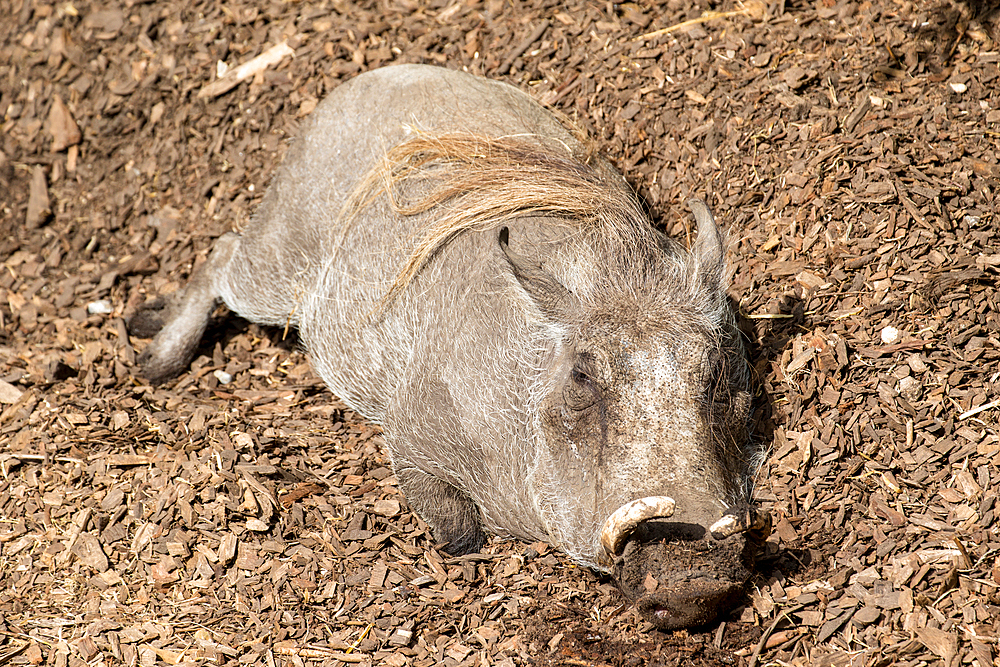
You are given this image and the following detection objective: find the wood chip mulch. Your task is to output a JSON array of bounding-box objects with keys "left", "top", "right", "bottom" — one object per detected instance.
[{"left": 1, "top": 0, "right": 999, "bottom": 665}]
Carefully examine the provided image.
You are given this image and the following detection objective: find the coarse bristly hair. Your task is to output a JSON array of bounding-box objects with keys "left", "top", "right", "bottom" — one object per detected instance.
[{"left": 337, "top": 130, "right": 659, "bottom": 309}]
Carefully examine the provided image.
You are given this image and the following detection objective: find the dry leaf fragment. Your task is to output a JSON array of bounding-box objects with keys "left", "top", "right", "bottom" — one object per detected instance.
[
  {"left": 58, "top": 508, "right": 92, "bottom": 565},
  {"left": 26, "top": 165, "right": 51, "bottom": 228},
  {"left": 149, "top": 646, "right": 184, "bottom": 665},
  {"left": 783, "top": 66, "right": 817, "bottom": 89},
  {"left": 843, "top": 92, "right": 872, "bottom": 133},
  {"left": 0, "top": 379, "right": 23, "bottom": 404},
  {"left": 24, "top": 642, "right": 43, "bottom": 665},
  {"left": 916, "top": 627, "right": 957, "bottom": 664},
  {"left": 246, "top": 518, "right": 269, "bottom": 532},
  {"left": 111, "top": 411, "right": 130, "bottom": 430},
  {"left": 773, "top": 514, "right": 799, "bottom": 543},
  {"left": 685, "top": 89, "right": 709, "bottom": 104},
  {"left": 785, "top": 347, "right": 816, "bottom": 376},
  {"left": 48, "top": 95, "right": 82, "bottom": 151},
  {"left": 72, "top": 532, "right": 110, "bottom": 572},
  {"left": 149, "top": 101, "right": 165, "bottom": 126},
  {"left": 83, "top": 8, "right": 124, "bottom": 34},
  {"left": 218, "top": 532, "right": 238, "bottom": 564},
  {"left": 970, "top": 638, "right": 993, "bottom": 667},
  {"left": 372, "top": 499, "right": 401, "bottom": 517},
  {"left": 446, "top": 643, "right": 474, "bottom": 663},
  {"left": 138, "top": 646, "right": 156, "bottom": 667},
  {"left": 795, "top": 270, "right": 830, "bottom": 290},
  {"left": 105, "top": 454, "right": 153, "bottom": 466},
  {"left": 279, "top": 482, "right": 326, "bottom": 508},
  {"left": 131, "top": 522, "right": 160, "bottom": 553},
  {"left": 971, "top": 160, "right": 1000, "bottom": 179},
  {"left": 99, "top": 569, "right": 123, "bottom": 586},
  {"left": 238, "top": 469, "right": 279, "bottom": 517},
  {"left": 795, "top": 430, "right": 813, "bottom": 471},
  {"left": 75, "top": 637, "right": 100, "bottom": 661}
]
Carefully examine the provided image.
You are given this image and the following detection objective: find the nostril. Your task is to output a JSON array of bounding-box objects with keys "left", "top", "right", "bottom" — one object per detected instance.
[{"left": 636, "top": 580, "right": 743, "bottom": 630}]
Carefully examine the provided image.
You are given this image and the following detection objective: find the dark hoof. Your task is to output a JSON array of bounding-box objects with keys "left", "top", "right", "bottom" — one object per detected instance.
[
  {"left": 136, "top": 343, "right": 196, "bottom": 385},
  {"left": 437, "top": 524, "right": 487, "bottom": 556},
  {"left": 127, "top": 295, "right": 172, "bottom": 338},
  {"left": 127, "top": 294, "right": 196, "bottom": 384}
]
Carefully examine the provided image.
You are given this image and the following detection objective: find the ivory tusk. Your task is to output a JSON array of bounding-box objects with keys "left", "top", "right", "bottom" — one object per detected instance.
[
  {"left": 709, "top": 513, "right": 743, "bottom": 540},
  {"left": 710, "top": 507, "right": 772, "bottom": 540},
  {"left": 599, "top": 496, "right": 676, "bottom": 559}
]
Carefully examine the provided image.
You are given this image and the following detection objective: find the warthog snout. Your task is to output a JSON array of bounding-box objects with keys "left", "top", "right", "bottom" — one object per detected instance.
[{"left": 605, "top": 501, "right": 772, "bottom": 630}]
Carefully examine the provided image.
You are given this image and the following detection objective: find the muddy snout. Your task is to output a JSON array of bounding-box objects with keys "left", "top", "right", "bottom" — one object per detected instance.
[{"left": 601, "top": 500, "right": 770, "bottom": 631}]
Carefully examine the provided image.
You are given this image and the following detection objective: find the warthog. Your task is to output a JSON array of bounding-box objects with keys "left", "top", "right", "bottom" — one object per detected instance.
[{"left": 129, "top": 64, "right": 769, "bottom": 630}]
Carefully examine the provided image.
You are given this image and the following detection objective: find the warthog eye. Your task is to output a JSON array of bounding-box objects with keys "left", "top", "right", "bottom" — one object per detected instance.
[{"left": 565, "top": 360, "right": 600, "bottom": 410}]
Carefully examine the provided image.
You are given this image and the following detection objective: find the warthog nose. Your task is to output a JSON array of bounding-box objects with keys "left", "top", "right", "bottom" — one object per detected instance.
[
  {"left": 635, "top": 577, "right": 743, "bottom": 630},
  {"left": 611, "top": 518, "right": 754, "bottom": 630}
]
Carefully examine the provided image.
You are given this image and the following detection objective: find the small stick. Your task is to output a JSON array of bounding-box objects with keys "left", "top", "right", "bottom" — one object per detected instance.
[
  {"left": 497, "top": 21, "right": 550, "bottom": 75},
  {"left": 56, "top": 507, "right": 92, "bottom": 567},
  {"left": 198, "top": 42, "right": 295, "bottom": 99},
  {"left": 748, "top": 603, "right": 806, "bottom": 667},
  {"left": 960, "top": 399, "right": 998, "bottom": 421},
  {"left": 714, "top": 621, "right": 727, "bottom": 648},
  {"left": 633, "top": 2, "right": 764, "bottom": 42},
  {"left": 1, "top": 453, "right": 85, "bottom": 465}
]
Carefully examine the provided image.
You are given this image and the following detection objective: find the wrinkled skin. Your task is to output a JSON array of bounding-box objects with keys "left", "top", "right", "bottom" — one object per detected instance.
[
  {"left": 128, "top": 64, "right": 764, "bottom": 630},
  {"left": 513, "top": 263, "right": 759, "bottom": 629}
]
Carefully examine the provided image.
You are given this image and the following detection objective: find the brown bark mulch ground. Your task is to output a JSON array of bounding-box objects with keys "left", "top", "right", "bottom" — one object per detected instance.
[{"left": 2, "top": 0, "right": 999, "bottom": 665}]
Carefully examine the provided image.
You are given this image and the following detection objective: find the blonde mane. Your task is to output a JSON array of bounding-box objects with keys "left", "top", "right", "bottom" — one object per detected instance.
[{"left": 337, "top": 131, "right": 651, "bottom": 307}]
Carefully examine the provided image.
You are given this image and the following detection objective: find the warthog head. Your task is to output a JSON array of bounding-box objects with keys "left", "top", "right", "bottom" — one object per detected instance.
[{"left": 500, "top": 200, "right": 768, "bottom": 629}]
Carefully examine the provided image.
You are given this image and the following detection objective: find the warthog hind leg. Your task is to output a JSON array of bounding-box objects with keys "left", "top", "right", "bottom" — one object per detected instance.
[{"left": 128, "top": 232, "right": 241, "bottom": 384}]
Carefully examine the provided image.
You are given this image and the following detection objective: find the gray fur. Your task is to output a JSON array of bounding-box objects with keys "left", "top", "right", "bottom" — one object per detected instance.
[{"left": 131, "top": 65, "right": 755, "bottom": 573}]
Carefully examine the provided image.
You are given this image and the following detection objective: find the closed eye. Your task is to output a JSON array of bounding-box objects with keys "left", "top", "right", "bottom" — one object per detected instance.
[{"left": 565, "top": 358, "right": 601, "bottom": 410}]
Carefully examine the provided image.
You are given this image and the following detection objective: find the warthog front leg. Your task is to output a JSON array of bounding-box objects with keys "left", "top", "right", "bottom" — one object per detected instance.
[{"left": 395, "top": 463, "right": 486, "bottom": 555}]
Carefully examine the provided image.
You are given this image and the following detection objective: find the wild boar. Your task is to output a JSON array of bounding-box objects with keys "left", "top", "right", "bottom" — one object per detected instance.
[{"left": 128, "top": 64, "right": 769, "bottom": 630}]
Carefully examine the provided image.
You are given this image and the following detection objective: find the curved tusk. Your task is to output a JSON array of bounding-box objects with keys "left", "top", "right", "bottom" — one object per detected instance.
[
  {"left": 600, "top": 496, "right": 676, "bottom": 559},
  {"left": 709, "top": 513, "right": 743, "bottom": 540},
  {"left": 710, "top": 507, "right": 772, "bottom": 541}
]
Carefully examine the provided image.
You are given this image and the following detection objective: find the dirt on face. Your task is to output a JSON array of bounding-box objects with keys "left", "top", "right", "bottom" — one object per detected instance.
[
  {"left": 2, "top": 0, "right": 999, "bottom": 666},
  {"left": 613, "top": 524, "right": 755, "bottom": 631}
]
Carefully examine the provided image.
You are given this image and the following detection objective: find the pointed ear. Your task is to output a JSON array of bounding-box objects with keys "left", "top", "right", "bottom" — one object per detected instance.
[
  {"left": 687, "top": 199, "right": 727, "bottom": 295},
  {"left": 499, "top": 227, "right": 579, "bottom": 320}
]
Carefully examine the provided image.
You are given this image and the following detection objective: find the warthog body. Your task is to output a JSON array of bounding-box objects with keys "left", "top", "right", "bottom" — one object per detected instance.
[{"left": 130, "top": 64, "right": 767, "bottom": 629}]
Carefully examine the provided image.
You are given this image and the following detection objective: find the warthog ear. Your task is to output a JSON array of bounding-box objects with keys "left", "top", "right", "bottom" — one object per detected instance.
[
  {"left": 688, "top": 199, "right": 727, "bottom": 295},
  {"left": 499, "top": 227, "right": 579, "bottom": 320}
]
